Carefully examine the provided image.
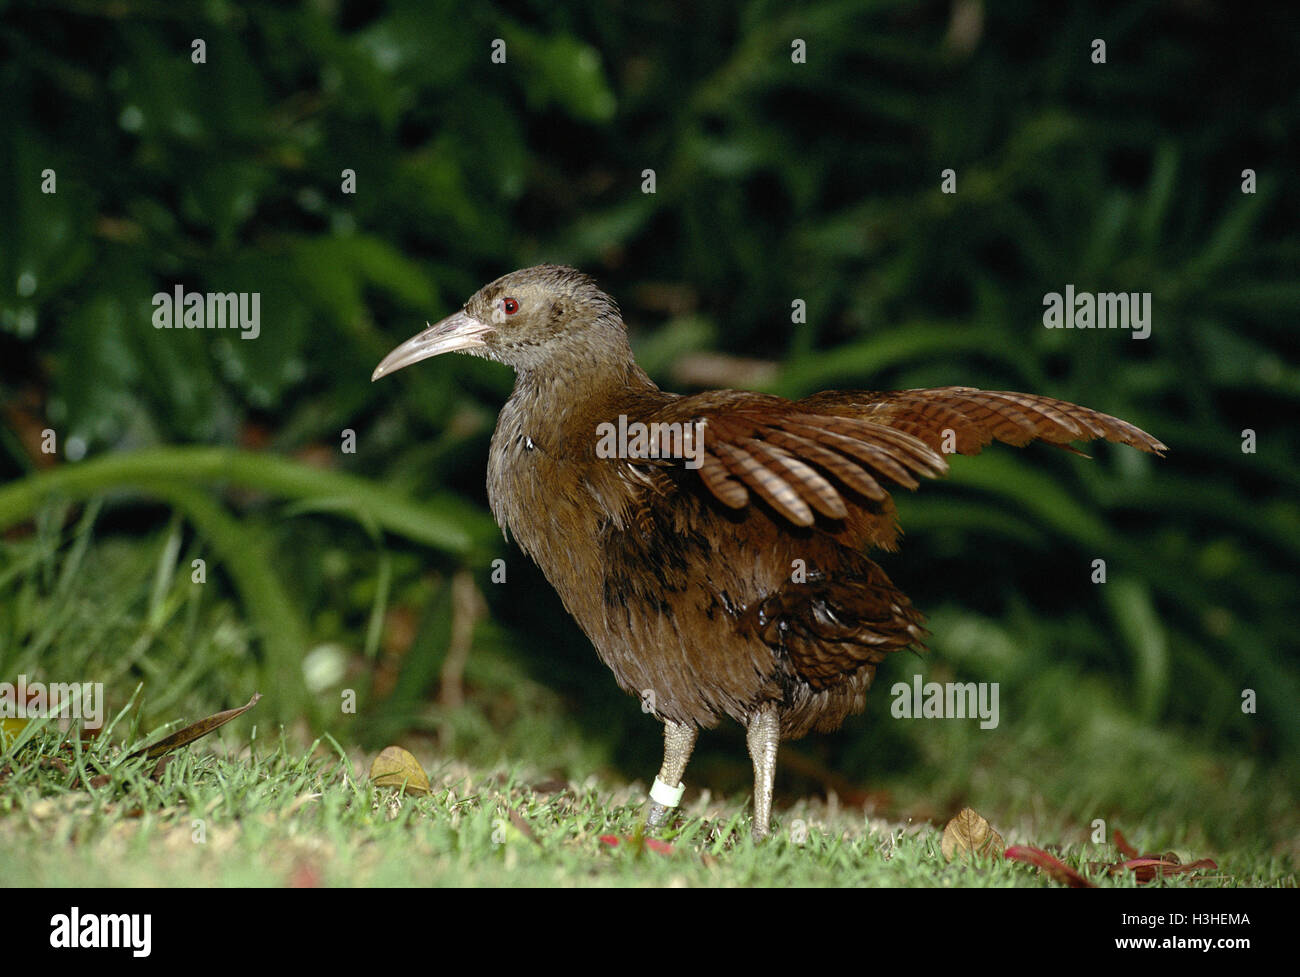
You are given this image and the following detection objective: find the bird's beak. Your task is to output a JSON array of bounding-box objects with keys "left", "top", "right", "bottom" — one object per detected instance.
[{"left": 371, "top": 309, "right": 494, "bottom": 381}]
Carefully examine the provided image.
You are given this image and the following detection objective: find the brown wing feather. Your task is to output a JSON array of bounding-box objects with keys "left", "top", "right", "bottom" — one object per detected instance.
[
  {"left": 697, "top": 451, "right": 748, "bottom": 509},
  {"left": 799, "top": 386, "right": 1167, "bottom": 457},
  {"left": 631, "top": 386, "right": 1163, "bottom": 533},
  {"left": 706, "top": 411, "right": 943, "bottom": 525},
  {"left": 743, "top": 438, "right": 848, "bottom": 520},
  {"left": 712, "top": 439, "right": 815, "bottom": 526},
  {"left": 761, "top": 426, "right": 890, "bottom": 502}
]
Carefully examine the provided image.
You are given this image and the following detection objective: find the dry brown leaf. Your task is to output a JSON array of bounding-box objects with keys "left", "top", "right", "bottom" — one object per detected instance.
[
  {"left": 507, "top": 807, "right": 542, "bottom": 846},
  {"left": 129, "top": 692, "right": 262, "bottom": 761},
  {"left": 941, "top": 807, "right": 1006, "bottom": 861},
  {"left": 368, "top": 745, "right": 431, "bottom": 795}
]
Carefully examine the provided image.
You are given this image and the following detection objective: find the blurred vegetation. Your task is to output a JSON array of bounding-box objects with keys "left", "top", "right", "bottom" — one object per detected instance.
[{"left": 1, "top": 0, "right": 1296, "bottom": 854}]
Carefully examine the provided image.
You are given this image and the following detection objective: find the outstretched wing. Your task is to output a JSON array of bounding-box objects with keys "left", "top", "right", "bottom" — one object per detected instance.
[
  {"left": 798, "top": 386, "right": 1168, "bottom": 458},
  {"left": 632, "top": 387, "right": 1164, "bottom": 530},
  {"left": 634, "top": 391, "right": 947, "bottom": 528}
]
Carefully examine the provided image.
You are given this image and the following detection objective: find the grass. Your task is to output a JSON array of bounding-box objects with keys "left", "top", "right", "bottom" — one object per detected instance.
[{"left": 2, "top": 728, "right": 1284, "bottom": 888}]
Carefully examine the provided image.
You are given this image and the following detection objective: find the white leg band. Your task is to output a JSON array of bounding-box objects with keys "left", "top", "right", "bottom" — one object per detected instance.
[{"left": 649, "top": 776, "right": 685, "bottom": 808}]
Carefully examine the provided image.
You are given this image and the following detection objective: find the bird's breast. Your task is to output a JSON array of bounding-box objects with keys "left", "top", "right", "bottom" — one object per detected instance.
[{"left": 486, "top": 394, "right": 632, "bottom": 628}]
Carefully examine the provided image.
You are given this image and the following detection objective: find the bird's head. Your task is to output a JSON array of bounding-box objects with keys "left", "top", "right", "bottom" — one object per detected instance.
[{"left": 372, "top": 264, "right": 625, "bottom": 381}]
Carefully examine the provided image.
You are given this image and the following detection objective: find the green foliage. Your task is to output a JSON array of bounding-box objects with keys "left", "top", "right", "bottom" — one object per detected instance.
[{"left": 1, "top": 728, "right": 1285, "bottom": 886}]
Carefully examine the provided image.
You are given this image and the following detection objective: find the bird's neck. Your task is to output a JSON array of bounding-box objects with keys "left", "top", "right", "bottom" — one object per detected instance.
[
  {"left": 487, "top": 337, "right": 660, "bottom": 546},
  {"left": 508, "top": 337, "right": 659, "bottom": 421}
]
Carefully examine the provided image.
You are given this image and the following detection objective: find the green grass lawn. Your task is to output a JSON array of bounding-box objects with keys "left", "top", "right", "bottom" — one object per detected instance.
[{"left": 0, "top": 727, "right": 1292, "bottom": 888}]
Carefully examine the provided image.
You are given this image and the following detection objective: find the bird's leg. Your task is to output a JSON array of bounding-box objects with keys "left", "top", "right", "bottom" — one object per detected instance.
[
  {"left": 645, "top": 720, "right": 697, "bottom": 832},
  {"left": 746, "top": 702, "right": 780, "bottom": 841}
]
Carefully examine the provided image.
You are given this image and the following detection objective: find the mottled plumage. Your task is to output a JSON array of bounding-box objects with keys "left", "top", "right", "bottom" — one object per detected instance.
[{"left": 373, "top": 264, "right": 1166, "bottom": 838}]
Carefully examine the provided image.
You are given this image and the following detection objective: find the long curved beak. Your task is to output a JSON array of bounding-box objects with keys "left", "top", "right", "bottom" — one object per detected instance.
[{"left": 371, "top": 309, "right": 494, "bottom": 381}]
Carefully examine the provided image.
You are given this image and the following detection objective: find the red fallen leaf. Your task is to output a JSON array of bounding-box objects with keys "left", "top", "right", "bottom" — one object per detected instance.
[
  {"left": 288, "top": 862, "right": 322, "bottom": 888},
  {"left": 1170, "top": 858, "right": 1217, "bottom": 874},
  {"left": 1116, "top": 857, "right": 1170, "bottom": 882},
  {"left": 597, "top": 834, "right": 674, "bottom": 855},
  {"left": 1116, "top": 856, "right": 1219, "bottom": 883},
  {"left": 1113, "top": 829, "right": 1139, "bottom": 858},
  {"left": 1005, "top": 845, "right": 1096, "bottom": 888},
  {"left": 1107, "top": 829, "right": 1217, "bottom": 883}
]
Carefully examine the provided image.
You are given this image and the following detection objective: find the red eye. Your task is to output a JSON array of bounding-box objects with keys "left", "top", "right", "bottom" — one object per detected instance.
[{"left": 503, "top": 298, "right": 519, "bottom": 315}]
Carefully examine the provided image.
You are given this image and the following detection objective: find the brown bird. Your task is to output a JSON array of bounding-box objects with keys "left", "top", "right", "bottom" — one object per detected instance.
[{"left": 373, "top": 265, "right": 1165, "bottom": 839}]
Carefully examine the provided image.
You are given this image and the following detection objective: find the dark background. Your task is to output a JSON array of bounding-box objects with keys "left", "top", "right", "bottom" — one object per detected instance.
[{"left": 1, "top": 0, "right": 1296, "bottom": 847}]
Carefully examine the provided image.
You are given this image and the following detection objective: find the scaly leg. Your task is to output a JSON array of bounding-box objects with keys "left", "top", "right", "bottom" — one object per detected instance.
[
  {"left": 645, "top": 720, "right": 697, "bottom": 831},
  {"left": 746, "top": 702, "right": 780, "bottom": 840}
]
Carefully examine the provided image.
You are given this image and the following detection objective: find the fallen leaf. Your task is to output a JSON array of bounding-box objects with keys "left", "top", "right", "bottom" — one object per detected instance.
[
  {"left": 1102, "top": 829, "right": 1218, "bottom": 884},
  {"left": 598, "top": 834, "right": 674, "bottom": 855},
  {"left": 150, "top": 754, "right": 175, "bottom": 781},
  {"left": 507, "top": 807, "right": 542, "bottom": 846},
  {"left": 1113, "top": 828, "right": 1139, "bottom": 858},
  {"left": 41, "top": 757, "right": 71, "bottom": 777},
  {"left": 530, "top": 779, "right": 569, "bottom": 795},
  {"left": 368, "top": 745, "right": 431, "bottom": 795},
  {"left": 1005, "top": 845, "right": 1096, "bottom": 887},
  {"left": 129, "top": 693, "right": 262, "bottom": 761},
  {"left": 288, "top": 862, "right": 322, "bottom": 888},
  {"left": 941, "top": 807, "right": 1005, "bottom": 861}
]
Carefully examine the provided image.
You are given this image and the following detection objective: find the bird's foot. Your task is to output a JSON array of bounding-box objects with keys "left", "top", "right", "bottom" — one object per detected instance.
[
  {"left": 645, "top": 721, "right": 696, "bottom": 834},
  {"left": 644, "top": 775, "right": 685, "bottom": 833},
  {"left": 646, "top": 801, "right": 670, "bottom": 830}
]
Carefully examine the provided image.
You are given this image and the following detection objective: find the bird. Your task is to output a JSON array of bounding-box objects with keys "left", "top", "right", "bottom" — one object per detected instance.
[{"left": 372, "top": 264, "right": 1165, "bottom": 840}]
